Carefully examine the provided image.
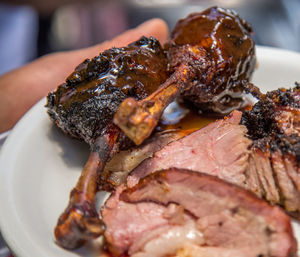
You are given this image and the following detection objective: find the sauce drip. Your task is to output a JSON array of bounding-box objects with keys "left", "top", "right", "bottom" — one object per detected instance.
[
  {"left": 157, "top": 101, "right": 217, "bottom": 135},
  {"left": 50, "top": 36, "right": 168, "bottom": 110}
]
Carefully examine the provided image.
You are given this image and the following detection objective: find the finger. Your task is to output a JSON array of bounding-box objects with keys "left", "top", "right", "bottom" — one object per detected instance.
[
  {"left": 80, "top": 18, "right": 169, "bottom": 59},
  {"left": 34, "top": 18, "right": 168, "bottom": 92},
  {"left": 54, "top": 18, "right": 169, "bottom": 69},
  {"left": 34, "top": 18, "right": 169, "bottom": 86}
]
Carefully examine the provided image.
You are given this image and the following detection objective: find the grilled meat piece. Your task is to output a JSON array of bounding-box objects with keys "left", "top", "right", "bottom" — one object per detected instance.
[
  {"left": 114, "top": 6, "right": 256, "bottom": 145},
  {"left": 241, "top": 84, "right": 300, "bottom": 140},
  {"left": 168, "top": 7, "right": 256, "bottom": 114},
  {"left": 128, "top": 85, "right": 300, "bottom": 217},
  {"left": 46, "top": 36, "right": 169, "bottom": 249},
  {"left": 47, "top": 36, "right": 168, "bottom": 146},
  {"left": 102, "top": 168, "right": 297, "bottom": 257},
  {"left": 241, "top": 84, "right": 300, "bottom": 216}
]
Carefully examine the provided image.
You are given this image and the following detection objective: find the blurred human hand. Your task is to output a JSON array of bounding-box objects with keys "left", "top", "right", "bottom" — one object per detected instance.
[{"left": 0, "top": 18, "right": 169, "bottom": 133}]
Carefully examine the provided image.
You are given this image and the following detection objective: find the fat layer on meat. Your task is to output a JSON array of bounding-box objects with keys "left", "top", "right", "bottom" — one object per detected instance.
[{"left": 101, "top": 168, "right": 297, "bottom": 257}]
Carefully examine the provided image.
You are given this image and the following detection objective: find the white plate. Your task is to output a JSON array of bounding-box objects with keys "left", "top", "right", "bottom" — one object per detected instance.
[{"left": 0, "top": 46, "right": 300, "bottom": 257}]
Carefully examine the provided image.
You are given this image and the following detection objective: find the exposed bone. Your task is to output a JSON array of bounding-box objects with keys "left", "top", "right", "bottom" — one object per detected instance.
[
  {"left": 113, "top": 47, "right": 207, "bottom": 145},
  {"left": 54, "top": 124, "right": 120, "bottom": 249},
  {"left": 114, "top": 7, "right": 258, "bottom": 145},
  {"left": 114, "top": 67, "right": 187, "bottom": 145}
]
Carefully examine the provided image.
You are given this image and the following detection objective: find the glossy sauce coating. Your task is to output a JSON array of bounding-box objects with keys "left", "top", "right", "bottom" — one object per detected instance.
[
  {"left": 57, "top": 39, "right": 167, "bottom": 109},
  {"left": 46, "top": 37, "right": 168, "bottom": 145},
  {"left": 167, "top": 6, "right": 256, "bottom": 114}
]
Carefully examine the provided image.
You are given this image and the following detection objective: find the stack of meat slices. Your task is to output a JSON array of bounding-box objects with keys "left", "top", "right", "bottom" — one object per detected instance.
[
  {"left": 241, "top": 85, "right": 300, "bottom": 216},
  {"left": 128, "top": 85, "right": 300, "bottom": 216},
  {"left": 102, "top": 168, "right": 297, "bottom": 257},
  {"left": 100, "top": 85, "right": 299, "bottom": 257}
]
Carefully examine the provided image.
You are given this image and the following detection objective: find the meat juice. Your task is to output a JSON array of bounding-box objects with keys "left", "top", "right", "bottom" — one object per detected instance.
[{"left": 158, "top": 100, "right": 218, "bottom": 134}]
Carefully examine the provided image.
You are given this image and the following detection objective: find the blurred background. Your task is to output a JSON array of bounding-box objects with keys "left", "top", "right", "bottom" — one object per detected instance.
[
  {"left": 0, "top": 0, "right": 300, "bottom": 76},
  {"left": 0, "top": 0, "right": 299, "bottom": 255}
]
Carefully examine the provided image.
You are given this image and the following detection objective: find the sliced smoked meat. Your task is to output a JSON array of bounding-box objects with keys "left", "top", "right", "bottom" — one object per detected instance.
[{"left": 102, "top": 168, "right": 297, "bottom": 257}]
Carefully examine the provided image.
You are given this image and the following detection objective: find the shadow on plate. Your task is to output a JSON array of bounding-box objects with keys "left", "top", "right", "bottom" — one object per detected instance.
[{"left": 47, "top": 123, "right": 90, "bottom": 169}]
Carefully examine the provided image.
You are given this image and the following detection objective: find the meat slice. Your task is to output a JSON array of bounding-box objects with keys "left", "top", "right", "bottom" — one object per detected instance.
[
  {"left": 102, "top": 168, "right": 297, "bottom": 257},
  {"left": 271, "top": 151, "right": 300, "bottom": 214},
  {"left": 246, "top": 148, "right": 280, "bottom": 204},
  {"left": 128, "top": 110, "right": 251, "bottom": 188},
  {"left": 128, "top": 85, "right": 300, "bottom": 217},
  {"left": 47, "top": 36, "right": 168, "bottom": 146},
  {"left": 113, "top": 6, "right": 256, "bottom": 146},
  {"left": 103, "top": 129, "right": 194, "bottom": 188},
  {"left": 241, "top": 85, "right": 300, "bottom": 216},
  {"left": 46, "top": 36, "right": 169, "bottom": 248}
]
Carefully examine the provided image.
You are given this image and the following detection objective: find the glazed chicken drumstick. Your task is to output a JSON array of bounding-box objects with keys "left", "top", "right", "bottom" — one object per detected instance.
[
  {"left": 114, "top": 6, "right": 257, "bottom": 145},
  {"left": 46, "top": 37, "right": 168, "bottom": 249}
]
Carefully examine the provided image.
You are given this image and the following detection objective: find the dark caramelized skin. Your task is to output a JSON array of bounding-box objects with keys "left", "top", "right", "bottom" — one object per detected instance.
[
  {"left": 113, "top": 6, "right": 256, "bottom": 145},
  {"left": 46, "top": 36, "right": 168, "bottom": 146},
  {"left": 168, "top": 6, "right": 256, "bottom": 114},
  {"left": 47, "top": 37, "right": 168, "bottom": 249}
]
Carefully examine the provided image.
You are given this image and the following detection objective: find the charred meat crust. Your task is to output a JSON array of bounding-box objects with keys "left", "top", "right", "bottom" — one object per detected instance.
[
  {"left": 241, "top": 84, "right": 300, "bottom": 137},
  {"left": 241, "top": 85, "right": 300, "bottom": 215},
  {"left": 241, "top": 85, "right": 300, "bottom": 157},
  {"left": 46, "top": 36, "right": 169, "bottom": 146}
]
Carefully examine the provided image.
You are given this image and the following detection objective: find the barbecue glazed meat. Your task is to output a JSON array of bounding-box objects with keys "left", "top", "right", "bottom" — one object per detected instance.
[
  {"left": 114, "top": 6, "right": 256, "bottom": 145},
  {"left": 168, "top": 7, "right": 256, "bottom": 114},
  {"left": 128, "top": 85, "right": 300, "bottom": 217},
  {"left": 46, "top": 37, "right": 168, "bottom": 249},
  {"left": 102, "top": 168, "right": 297, "bottom": 257},
  {"left": 47, "top": 36, "right": 168, "bottom": 146}
]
